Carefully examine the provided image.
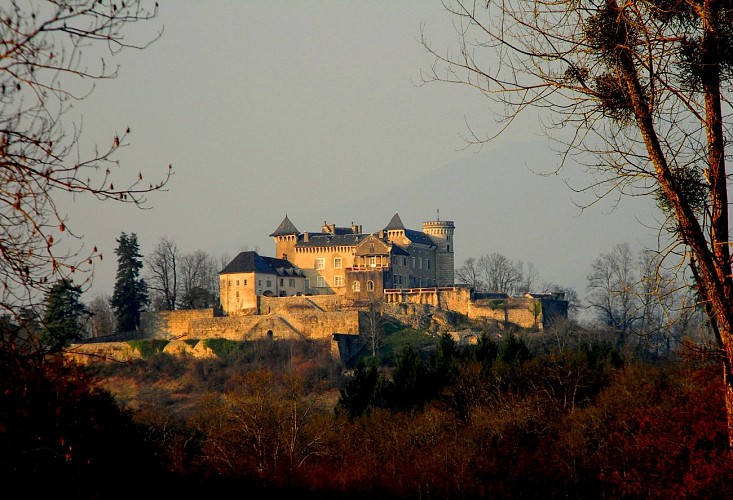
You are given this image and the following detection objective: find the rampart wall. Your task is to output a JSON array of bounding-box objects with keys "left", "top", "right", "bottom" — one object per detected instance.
[{"left": 138, "top": 296, "right": 360, "bottom": 341}]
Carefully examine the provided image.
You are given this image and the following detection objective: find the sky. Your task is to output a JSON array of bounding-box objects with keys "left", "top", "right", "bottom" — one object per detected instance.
[{"left": 60, "top": 1, "right": 666, "bottom": 306}]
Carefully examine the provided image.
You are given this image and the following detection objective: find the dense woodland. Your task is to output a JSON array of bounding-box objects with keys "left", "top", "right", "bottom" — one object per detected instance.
[{"left": 4, "top": 313, "right": 733, "bottom": 499}]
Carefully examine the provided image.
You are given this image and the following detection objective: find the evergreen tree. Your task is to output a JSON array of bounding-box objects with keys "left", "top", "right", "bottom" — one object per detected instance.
[
  {"left": 336, "top": 357, "right": 382, "bottom": 419},
  {"left": 110, "top": 232, "right": 148, "bottom": 333},
  {"left": 41, "top": 279, "right": 90, "bottom": 352},
  {"left": 390, "top": 345, "right": 429, "bottom": 412}
]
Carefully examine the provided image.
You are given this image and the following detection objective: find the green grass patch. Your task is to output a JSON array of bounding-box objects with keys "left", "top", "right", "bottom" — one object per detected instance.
[
  {"left": 204, "top": 338, "right": 248, "bottom": 357},
  {"left": 127, "top": 339, "right": 169, "bottom": 359},
  {"left": 184, "top": 339, "right": 199, "bottom": 348},
  {"left": 379, "top": 327, "right": 435, "bottom": 365}
]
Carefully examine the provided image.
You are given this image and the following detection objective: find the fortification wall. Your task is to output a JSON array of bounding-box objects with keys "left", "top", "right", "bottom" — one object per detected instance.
[
  {"left": 258, "top": 294, "right": 346, "bottom": 314},
  {"left": 469, "top": 297, "right": 541, "bottom": 329},
  {"left": 140, "top": 305, "right": 359, "bottom": 342},
  {"left": 384, "top": 287, "right": 471, "bottom": 315},
  {"left": 385, "top": 288, "right": 546, "bottom": 329},
  {"left": 140, "top": 309, "right": 215, "bottom": 338}
]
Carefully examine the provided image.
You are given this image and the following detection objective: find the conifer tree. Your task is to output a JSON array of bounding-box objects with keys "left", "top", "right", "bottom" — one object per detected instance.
[
  {"left": 110, "top": 233, "right": 148, "bottom": 333},
  {"left": 41, "top": 279, "right": 90, "bottom": 352}
]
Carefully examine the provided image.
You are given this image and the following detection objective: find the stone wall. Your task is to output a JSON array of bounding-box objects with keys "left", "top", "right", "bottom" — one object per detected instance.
[
  {"left": 139, "top": 298, "right": 359, "bottom": 342},
  {"left": 140, "top": 308, "right": 215, "bottom": 338},
  {"left": 468, "top": 297, "right": 541, "bottom": 329},
  {"left": 384, "top": 287, "right": 564, "bottom": 329}
]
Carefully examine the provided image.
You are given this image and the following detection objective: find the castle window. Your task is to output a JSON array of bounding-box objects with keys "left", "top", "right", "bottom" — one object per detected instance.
[
  {"left": 244, "top": 279, "right": 248, "bottom": 285},
  {"left": 412, "top": 257, "right": 416, "bottom": 268},
  {"left": 228, "top": 280, "right": 231, "bottom": 286},
  {"left": 353, "top": 281, "right": 361, "bottom": 293},
  {"left": 266, "top": 279, "right": 272, "bottom": 287},
  {"left": 426, "top": 260, "right": 430, "bottom": 270},
  {"left": 369, "top": 256, "right": 376, "bottom": 267},
  {"left": 334, "top": 276, "right": 343, "bottom": 287},
  {"left": 315, "top": 258, "right": 325, "bottom": 270},
  {"left": 236, "top": 280, "right": 240, "bottom": 286},
  {"left": 418, "top": 258, "right": 422, "bottom": 269},
  {"left": 236, "top": 291, "right": 239, "bottom": 298},
  {"left": 403, "top": 257, "right": 407, "bottom": 266},
  {"left": 334, "top": 257, "right": 342, "bottom": 269},
  {"left": 447, "top": 245, "right": 450, "bottom": 252},
  {"left": 305, "top": 278, "right": 310, "bottom": 288},
  {"left": 280, "top": 278, "right": 284, "bottom": 286},
  {"left": 367, "top": 280, "right": 374, "bottom": 292},
  {"left": 289, "top": 278, "right": 296, "bottom": 287},
  {"left": 317, "top": 276, "right": 326, "bottom": 288}
]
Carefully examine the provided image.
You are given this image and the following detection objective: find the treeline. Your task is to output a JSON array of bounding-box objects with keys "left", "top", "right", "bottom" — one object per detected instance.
[{"left": 5, "top": 324, "right": 726, "bottom": 498}]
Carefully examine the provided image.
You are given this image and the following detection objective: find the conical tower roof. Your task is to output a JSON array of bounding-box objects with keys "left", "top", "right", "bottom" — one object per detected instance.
[
  {"left": 269, "top": 214, "right": 299, "bottom": 237},
  {"left": 385, "top": 212, "right": 405, "bottom": 230}
]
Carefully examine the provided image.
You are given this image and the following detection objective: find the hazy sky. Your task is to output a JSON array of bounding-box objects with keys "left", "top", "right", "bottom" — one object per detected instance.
[{"left": 61, "top": 1, "right": 665, "bottom": 304}]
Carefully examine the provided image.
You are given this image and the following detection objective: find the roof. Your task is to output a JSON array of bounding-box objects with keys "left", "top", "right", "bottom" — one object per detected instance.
[
  {"left": 220, "top": 251, "right": 301, "bottom": 276},
  {"left": 384, "top": 213, "right": 405, "bottom": 230},
  {"left": 297, "top": 233, "right": 367, "bottom": 248},
  {"left": 269, "top": 215, "right": 300, "bottom": 237},
  {"left": 404, "top": 228, "right": 436, "bottom": 247}
]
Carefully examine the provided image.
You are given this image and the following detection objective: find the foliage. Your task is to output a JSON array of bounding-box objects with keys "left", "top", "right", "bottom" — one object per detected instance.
[
  {"left": 41, "top": 278, "right": 90, "bottom": 352},
  {"left": 422, "top": 0, "right": 733, "bottom": 444},
  {"left": 77, "top": 325, "right": 733, "bottom": 498},
  {"left": 335, "top": 356, "right": 384, "bottom": 419},
  {"left": 127, "top": 339, "right": 169, "bottom": 359},
  {"left": 379, "top": 326, "right": 434, "bottom": 363},
  {"left": 0, "top": 348, "right": 163, "bottom": 497},
  {"left": 110, "top": 232, "right": 149, "bottom": 333}
]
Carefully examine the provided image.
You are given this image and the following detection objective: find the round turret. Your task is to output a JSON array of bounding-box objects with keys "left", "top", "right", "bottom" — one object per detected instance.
[{"left": 422, "top": 219, "right": 455, "bottom": 286}]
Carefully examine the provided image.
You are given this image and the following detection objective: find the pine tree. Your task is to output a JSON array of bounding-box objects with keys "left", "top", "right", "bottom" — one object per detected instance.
[
  {"left": 110, "top": 232, "right": 148, "bottom": 334},
  {"left": 42, "top": 279, "right": 90, "bottom": 352}
]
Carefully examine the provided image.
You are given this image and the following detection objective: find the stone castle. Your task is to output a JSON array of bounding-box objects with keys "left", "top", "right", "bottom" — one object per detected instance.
[
  {"left": 219, "top": 213, "right": 455, "bottom": 315},
  {"left": 69, "top": 213, "right": 568, "bottom": 364}
]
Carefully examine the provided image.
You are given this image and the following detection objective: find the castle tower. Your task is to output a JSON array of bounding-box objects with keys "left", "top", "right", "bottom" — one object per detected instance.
[
  {"left": 269, "top": 214, "right": 299, "bottom": 263},
  {"left": 422, "top": 215, "right": 455, "bottom": 286}
]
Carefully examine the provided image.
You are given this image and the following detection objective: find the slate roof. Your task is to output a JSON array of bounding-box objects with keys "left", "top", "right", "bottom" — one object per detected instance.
[
  {"left": 385, "top": 212, "right": 405, "bottom": 230},
  {"left": 297, "top": 233, "right": 367, "bottom": 248},
  {"left": 404, "top": 228, "right": 436, "bottom": 247},
  {"left": 269, "top": 215, "right": 300, "bottom": 237},
  {"left": 220, "top": 251, "right": 300, "bottom": 276}
]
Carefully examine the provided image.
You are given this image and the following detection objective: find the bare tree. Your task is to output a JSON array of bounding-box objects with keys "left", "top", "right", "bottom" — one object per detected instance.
[
  {"left": 0, "top": 1, "right": 171, "bottom": 322},
  {"left": 422, "top": 1, "right": 733, "bottom": 444},
  {"left": 363, "top": 300, "right": 386, "bottom": 357},
  {"left": 518, "top": 261, "right": 539, "bottom": 296},
  {"left": 477, "top": 253, "right": 524, "bottom": 295},
  {"left": 179, "top": 250, "right": 217, "bottom": 309},
  {"left": 586, "top": 243, "right": 640, "bottom": 343},
  {"left": 145, "top": 236, "right": 180, "bottom": 311},
  {"left": 455, "top": 256, "right": 485, "bottom": 291},
  {"left": 86, "top": 293, "right": 114, "bottom": 339}
]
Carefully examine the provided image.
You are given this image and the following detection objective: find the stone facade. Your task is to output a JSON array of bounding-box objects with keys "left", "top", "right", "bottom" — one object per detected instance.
[
  {"left": 269, "top": 212, "right": 455, "bottom": 299},
  {"left": 219, "top": 251, "right": 306, "bottom": 315}
]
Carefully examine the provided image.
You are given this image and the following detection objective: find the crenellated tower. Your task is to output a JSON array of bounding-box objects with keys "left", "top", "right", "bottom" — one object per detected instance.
[{"left": 422, "top": 216, "right": 455, "bottom": 286}]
